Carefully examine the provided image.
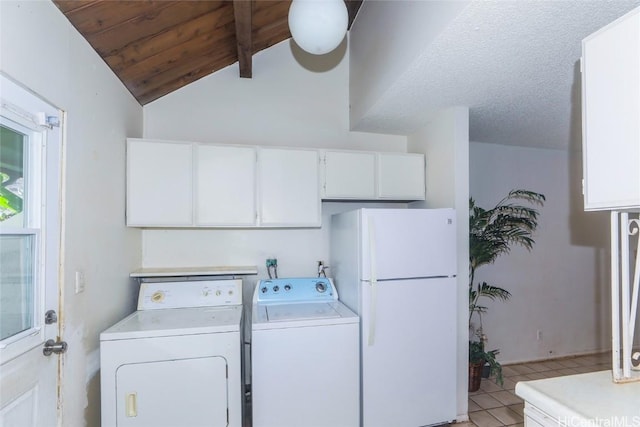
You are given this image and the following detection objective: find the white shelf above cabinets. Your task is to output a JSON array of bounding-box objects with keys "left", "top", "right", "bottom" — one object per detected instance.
[
  {"left": 582, "top": 7, "right": 640, "bottom": 211},
  {"left": 320, "top": 150, "right": 425, "bottom": 201},
  {"left": 130, "top": 265, "right": 258, "bottom": 278}
]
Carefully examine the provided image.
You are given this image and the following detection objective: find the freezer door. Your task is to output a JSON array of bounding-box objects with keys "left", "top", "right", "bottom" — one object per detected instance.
[{"left": 360, "top": 208, "right": 456, "bottom": 280}]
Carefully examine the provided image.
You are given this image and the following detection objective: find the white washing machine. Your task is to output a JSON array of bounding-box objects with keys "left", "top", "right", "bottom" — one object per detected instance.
[
  {"left": 100, "top": 278, "right": 244, "bottom": 427},
  {"left": 251, "top": 277, "right": 359, "bottom": 427}
]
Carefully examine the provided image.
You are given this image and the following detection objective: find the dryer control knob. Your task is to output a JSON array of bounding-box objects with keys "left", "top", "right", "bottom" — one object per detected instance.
[
  {"left": 151, "top": 291, "right": 165, "bottom": 303},
  {"left": 315, "top": 282, "right": 327, "bottom": 293}
]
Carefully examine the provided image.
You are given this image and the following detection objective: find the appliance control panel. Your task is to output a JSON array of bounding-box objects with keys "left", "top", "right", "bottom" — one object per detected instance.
[
  {"left": 137, "top": 279, "right": 242, "bottom": 310},
  {"left": 255, "top": 277, "right": 337, "bottom": 303}
]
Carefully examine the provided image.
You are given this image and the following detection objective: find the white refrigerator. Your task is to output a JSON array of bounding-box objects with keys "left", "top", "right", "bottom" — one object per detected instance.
[{"left": 330, "top": 208, "right": 457, "bottom": 427}]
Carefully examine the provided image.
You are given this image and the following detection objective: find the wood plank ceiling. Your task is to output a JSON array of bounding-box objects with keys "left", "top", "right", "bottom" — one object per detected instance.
[{"left": 52, "top": 0, "right": 363, "bottom": 105}]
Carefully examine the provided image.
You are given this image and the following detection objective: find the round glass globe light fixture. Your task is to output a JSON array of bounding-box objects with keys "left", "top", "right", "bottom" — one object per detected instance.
[{"left": 288, "top": 0, "right": 349, "bottom": 55}]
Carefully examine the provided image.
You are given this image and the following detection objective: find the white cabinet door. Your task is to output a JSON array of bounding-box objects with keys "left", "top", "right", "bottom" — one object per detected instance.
[
  {"left": 323, "top": 151, "right": 376, "bottom": 199},
  {"left": 127, "top": 139, "right": 192, "bottom": 226},
  {"left": 195, "top": 144, "right": 256, "bottom": 226},
  {"left": 377, "top": 153, "right": 425, "bottom": 200},
  {"left": 258, "top": 148, "right": 321, "bottom": 227},
  {"left": 582, "top": 8, "right": 640, "bottom": 210}
]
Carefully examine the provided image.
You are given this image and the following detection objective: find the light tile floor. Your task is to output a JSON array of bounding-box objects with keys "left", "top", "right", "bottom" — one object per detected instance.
[{"left": 458, "top": 352, "right": 611, "bottom": 427}]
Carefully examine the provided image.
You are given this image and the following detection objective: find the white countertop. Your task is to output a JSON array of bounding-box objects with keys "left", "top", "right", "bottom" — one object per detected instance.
[{"left": 515, "top": 370, "right": 640, "bottom": 423}]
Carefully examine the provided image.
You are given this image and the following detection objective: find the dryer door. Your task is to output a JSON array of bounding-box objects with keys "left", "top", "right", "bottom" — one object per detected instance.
[{"left": 115, "top": 356, "right": 228, "bottom": 426}]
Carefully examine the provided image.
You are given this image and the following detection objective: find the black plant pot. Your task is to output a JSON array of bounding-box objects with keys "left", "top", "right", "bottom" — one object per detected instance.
[{"left": 482, "top": 363, "right": 491, "bottom": 378}]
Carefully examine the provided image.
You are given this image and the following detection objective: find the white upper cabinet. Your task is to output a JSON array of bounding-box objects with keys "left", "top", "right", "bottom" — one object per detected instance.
[
  {"left": 127, "top": 139, "right": 193, "bottom": 226},
  {"left": 322, "top": 151, "right": 376, "bottom": 199},
  {"left": 127, "top": 140, "right": 320, "bottom": 228},
  {"left": 320, "top": 150, "right": 425, "bottom": 201},
  {"left": 127, "top": 139, "right": 426, "bottom": 228},
  {"left": 582, "top": 8, "right": 640, "bottom": 211},
  {"left": 195, "top": 144, "right": 256, "bottom": 226},
  {"left": 258, "top": 147, "right": 321, "bottom": 227},
  {"left": 377, "top": 152, "right": 426, "bottom": 200}
]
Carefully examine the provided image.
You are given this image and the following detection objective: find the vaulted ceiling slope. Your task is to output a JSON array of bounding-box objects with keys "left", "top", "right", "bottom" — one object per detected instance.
[{"left": 53, "top": 0, "right": 362, "bottom": 105}]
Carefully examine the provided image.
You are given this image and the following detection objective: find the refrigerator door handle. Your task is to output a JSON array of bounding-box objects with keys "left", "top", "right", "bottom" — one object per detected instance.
[{"left": 368, "top": 218, "right": 378, "bottom": 346}]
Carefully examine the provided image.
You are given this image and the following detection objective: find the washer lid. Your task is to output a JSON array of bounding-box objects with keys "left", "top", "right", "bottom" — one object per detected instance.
[
  {"left": 100, "top": 305, "right": 242, "bottom": 341},
  {"left": 266, "top": 302, "right": 341, "bottom": 322},
  {"left": 252, "top": 301, "right": 359, "bottom": 330}
]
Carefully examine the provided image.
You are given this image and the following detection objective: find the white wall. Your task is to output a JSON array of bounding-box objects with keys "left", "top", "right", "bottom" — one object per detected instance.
[
  {"left": 408, "top": 107, "right": 470, "bottom": 421},
  {"left": 143, "top": 202, "right": 405, "bottom": 309},
  {"left": 144, "top": 38, "right": 406, "bottom": 151},
  {"left": 0, "top": 1, "right": 143, "bottom": 425},
  {"left": 469, "top": 141, "right": 611, "bottom": 364}
]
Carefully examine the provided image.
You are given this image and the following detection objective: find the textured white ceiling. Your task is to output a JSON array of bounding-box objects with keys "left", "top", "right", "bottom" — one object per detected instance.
[{"left": 352, "top": 0, "right": 640, "bottom": 150}]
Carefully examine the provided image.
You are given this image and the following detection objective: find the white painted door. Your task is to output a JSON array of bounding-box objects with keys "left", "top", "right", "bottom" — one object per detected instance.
[
  {"left": 0, "top": 75, "right": 63, "bottom": 426},
  {"left": 377, "top": 152, "right": 425, "bottom": 200},
  {"left": 195, "top": 144, "right": 256, "bottom": 226},
  {"left": 126, "top": 139, "right": 193, "bottom": 226},
  {"left": 258, "top": 147, "right": 321, "bottom": 227},
  {"left": 322, "top": 150, "right": 376, "bottom": 199}
]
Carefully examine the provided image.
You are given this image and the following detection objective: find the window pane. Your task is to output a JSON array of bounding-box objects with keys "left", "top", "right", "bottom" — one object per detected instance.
[
  {"left": 0, "top": 234, "right": 35, "bottom": 341},
  {"left": 0, "top": 125, "right": 26, "bottom": 226}
]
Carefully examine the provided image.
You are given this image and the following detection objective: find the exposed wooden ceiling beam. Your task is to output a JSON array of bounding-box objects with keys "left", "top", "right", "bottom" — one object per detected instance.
[{"left": 233, "top": 0, "right": 253, "bottom": 78}]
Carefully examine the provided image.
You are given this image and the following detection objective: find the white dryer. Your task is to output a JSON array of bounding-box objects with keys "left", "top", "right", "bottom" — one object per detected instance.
[
  {"left": 251, "top": 277, "right": 359, "bottom": 427},
  {"left": 100, "top": 278, "right": 244, "bottom": 427}
]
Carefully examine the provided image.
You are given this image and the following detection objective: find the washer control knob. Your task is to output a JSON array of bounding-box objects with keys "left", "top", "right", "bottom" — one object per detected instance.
[
  {"left": 261, "top": 286, "right": 268, "bottom": 293},
  {"left": 273, "top": 285, "right": 280, "bottom": 292},
  {"left": 315, "top": 282, "right": 327, "bottom": 293},
  {"left": 284, "top": 284, "right": 291, "bottom": 291}
]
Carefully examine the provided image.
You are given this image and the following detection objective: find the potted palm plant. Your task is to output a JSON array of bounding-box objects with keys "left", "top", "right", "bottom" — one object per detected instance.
[{"left": 468, "top": 189, "right": 545, "bottom": 392}]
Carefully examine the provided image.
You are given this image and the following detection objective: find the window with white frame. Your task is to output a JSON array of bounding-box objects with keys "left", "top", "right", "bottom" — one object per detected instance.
[{"left": 0, "top": 75, "right": 61, "bottom": 362}]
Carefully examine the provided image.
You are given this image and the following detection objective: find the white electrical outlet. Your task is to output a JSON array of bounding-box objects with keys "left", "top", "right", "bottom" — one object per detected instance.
[{"left": 75, "top": 271, "right": 86, "bottom": 294}]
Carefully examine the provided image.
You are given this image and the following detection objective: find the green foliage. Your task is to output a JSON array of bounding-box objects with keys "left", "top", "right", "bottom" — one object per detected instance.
[
  {"left": 468, "top": 189, "right": 545, "bottom": 386},
  {"left": 469, "top": 282, "right": 511, "bottom": 320},
  {"left": 0, "top": 173, "right": 22, "bottom": 221},
  {"left": 469, "top": 190, "right": 546, "bottom": 278},
  {"left": 469, "top": 341, "right": 504, "bottom": 386}
]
